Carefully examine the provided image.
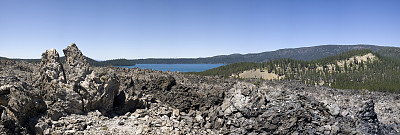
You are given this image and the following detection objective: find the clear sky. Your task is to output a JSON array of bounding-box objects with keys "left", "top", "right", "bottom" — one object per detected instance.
[{"left": 1, "top": 0, "right": 400, "bottom": 60}]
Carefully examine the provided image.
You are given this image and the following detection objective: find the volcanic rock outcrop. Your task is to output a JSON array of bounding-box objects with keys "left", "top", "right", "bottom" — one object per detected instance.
[
  {"left": 0, "top": 77, "right": 46, "bottom": 134},
  {"left": 62, "top": 44, "right": 120, "bottom": 114},
  {"left": 35, "top": 44, "right": 122, "bottom": 122},
  {"left": 62, "top": 43, "right": 90, "bottom": 84},
  {"left": 35, "top": 48, "right": 66, "bottom": 87},
  {"left": 0, "top": 44, "right": 399, "bottom": 134},
  {"left": 35, "top": 47, "right": 83, "bottom": 121}
]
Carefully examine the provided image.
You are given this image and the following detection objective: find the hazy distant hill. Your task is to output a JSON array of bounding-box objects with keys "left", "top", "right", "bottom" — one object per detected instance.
[
  {"left": 3, "top": 45, "right": 399, "bottom": 66},
  {"left": 0, "top": 56, "right": 135, "bottom": 66},
  {"left": 132, "top": 45, "right": 395, "bottom": 64}
]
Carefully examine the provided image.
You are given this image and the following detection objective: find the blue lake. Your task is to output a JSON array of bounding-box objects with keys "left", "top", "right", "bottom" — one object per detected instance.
[{"left": 119, "top": 64, "right": 225, "bottom": 72}]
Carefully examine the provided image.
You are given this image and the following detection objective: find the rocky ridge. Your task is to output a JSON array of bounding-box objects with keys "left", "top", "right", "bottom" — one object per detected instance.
[{"left": 0, "top": 44, "right": 399, "bottom": 134}]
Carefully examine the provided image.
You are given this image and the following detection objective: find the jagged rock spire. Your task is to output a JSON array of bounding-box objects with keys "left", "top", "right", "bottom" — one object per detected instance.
[
  {"left": 63, "top": 43, "right": 90, "bottom": 83},
  {"left": 35, "top": 47, "right": 84, "bottom": 121},
  {"left": 358, "top": 100, "right": 379, "bottom": 123},
  {"left": 37, "top": 48, "right": 66, "bottom": 86},
  {"left": 62, "top": 43, "right": 119, "bottom": 114},
  {"left": 357, "top": 100, "right": 384, "bottom": 134},
  {"left": 63, "top": 43, "right": 89, "bottom": 67}
]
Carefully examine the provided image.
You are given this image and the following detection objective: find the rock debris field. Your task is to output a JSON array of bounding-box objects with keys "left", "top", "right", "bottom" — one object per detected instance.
[{"left": 0, "top": 44, "right": 399, "bottom": 135}]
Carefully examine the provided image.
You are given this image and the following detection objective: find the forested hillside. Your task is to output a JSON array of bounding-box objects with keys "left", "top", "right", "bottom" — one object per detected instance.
[
  {"left": 190, "top": 49, "right": 400, "bottom": 93},
  {"left": 377, "top": 47, "right": 400, "bottom": 60}
]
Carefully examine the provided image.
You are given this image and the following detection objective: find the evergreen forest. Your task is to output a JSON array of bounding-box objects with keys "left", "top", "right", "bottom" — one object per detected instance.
[{"left": 189, "top": 49, "right": 400, "bottom": 93}]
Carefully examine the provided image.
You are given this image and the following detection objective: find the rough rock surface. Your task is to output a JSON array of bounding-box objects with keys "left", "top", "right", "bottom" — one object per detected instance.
[
  {"left": 63, "top": 44, "right": 120, "bottom": 114},
  {"left": 78, "top": 67, "right": 119, "bottom": 114},
  {"left": 63, "top": 43, "right": 90, "bottom": 84},
  {"left": 0, "top": 77, "right": 46, "bottom": 134},
  {"left": 35, "top": 48, "right": 66, "bottom": 88},
  {"left": 0, "top": 44, "right": 399, "bottom": 134},
  {"left": 34, "top": 47, "right": 83, "bottom": 122}
]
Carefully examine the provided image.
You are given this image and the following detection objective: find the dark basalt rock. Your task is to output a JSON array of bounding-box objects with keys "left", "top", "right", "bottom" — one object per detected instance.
[
  {"left": 113, "top": 75, "right": 147, "bottom": 115},
  {"left": 357, "top": 100, "right": 395, "bottom": 135},
  {"left": 0, "top": 77, "right": 46, "bottom": 134},
  {"left": 359, "top": 100, "right": 379, "bottom": 123},
  {"left": 77, "top": 67, "right": 119, "bottom": 114}
]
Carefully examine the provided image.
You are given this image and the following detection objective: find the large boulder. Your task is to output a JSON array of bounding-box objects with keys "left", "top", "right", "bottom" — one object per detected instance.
[
  {"left": 2, "top": 84, "right": 46, "bottom": 125},
  {"left": 78, "top": 68, "right": 119, "bottom": 113},
  {"left": 114, "top": 76, "right": 147, "bottom": 115},
  {"left": 0, "top": 77, "right": 46, "bottom": 134}
]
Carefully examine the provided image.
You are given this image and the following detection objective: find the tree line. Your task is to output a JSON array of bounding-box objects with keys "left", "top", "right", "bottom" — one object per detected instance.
[{"left": 189, "top": 49, "right": 400, "bottom": 93}]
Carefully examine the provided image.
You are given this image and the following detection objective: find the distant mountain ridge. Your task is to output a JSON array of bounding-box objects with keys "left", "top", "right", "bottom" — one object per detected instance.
[
  {"left": 132, "top": 45, "right": 396, "bottom": 64},
  {"left": 2, "top": 44, "right": 399, "bottom": 65},
  {"left": 0, "top": 56, "right": 135, "bottom": 66}
]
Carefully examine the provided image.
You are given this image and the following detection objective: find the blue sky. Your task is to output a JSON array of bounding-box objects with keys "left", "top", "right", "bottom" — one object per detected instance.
[{"left": 1, "top": 0, "right": 399, "bottom": 60}]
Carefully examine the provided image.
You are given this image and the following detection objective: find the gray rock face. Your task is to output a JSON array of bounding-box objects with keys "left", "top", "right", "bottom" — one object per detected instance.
[
  {"left": 4, "top": 84, "right": 46, "bottom": 124},
  {"left": 78, "top": 68, "right": 119, "bottom": 113},
  {"left": 62, "top": 43, "right": 120, "bottom": 114},
  {"left": 113, "top": 76, "right": 147, "bottom": 115},
  {"left": 34, "top": 48, "right": 84, "bottom": 121},
  {"left": 45, "top": 87, "right": 84, "bottom": 121},
  {"left": 34, "top": 44, "right": 121, "bottom": 118},
  {"left": 37, "top": 49, "right": 84, "bottom": 120},
  {"left": 63, "top": 43, "right": 90, "bottom": 84},
  {"left": 35, "top": 48, "right": 66, "bottom": 88},
  {"left": 0, "top": 77, "right": 46, "bottom": 134}
]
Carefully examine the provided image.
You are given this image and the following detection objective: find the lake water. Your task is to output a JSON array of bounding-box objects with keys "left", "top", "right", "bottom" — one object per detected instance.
[{"left": 119, "top": 64, "right": 225, "bottom": 72}]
